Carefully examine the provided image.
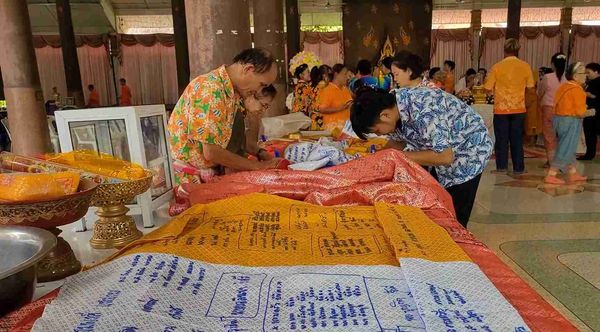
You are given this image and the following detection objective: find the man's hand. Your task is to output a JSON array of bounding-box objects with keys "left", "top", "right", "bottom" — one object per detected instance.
[{"left": 587, "top": 92, "right": 596, "bottom": 99}]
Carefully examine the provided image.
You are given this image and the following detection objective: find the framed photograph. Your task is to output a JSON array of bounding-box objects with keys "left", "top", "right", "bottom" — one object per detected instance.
[{"left": 70, "top": 124, "right": 98, "bottom": 152}]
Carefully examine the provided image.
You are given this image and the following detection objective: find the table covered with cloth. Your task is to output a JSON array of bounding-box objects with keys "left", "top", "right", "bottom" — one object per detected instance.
[{"left": 0, "top": 150, "right": 576, "bottom": 331}]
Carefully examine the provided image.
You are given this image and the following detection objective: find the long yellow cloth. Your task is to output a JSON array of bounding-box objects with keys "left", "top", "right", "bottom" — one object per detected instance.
[{"left": 99, "top": 193, "right": 470, "bottom": 267}]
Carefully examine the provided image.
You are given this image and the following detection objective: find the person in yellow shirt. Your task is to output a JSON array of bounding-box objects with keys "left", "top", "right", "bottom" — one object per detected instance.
[
  {"left": 316, "top": 64, "right": 353, "bottom": 131},
  {"left": 484, "top": 38, "right": 535, "bottom": 174},
  {"left": 545, "top": 62, "right": 589, "bottom": 184}
]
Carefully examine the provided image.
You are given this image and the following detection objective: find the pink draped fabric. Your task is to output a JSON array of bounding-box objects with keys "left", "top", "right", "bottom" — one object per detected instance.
[
  {"left": 519, "top": 32, "right": 561, "bottom": 73},
  {"left": 480, "top": 37, "right": 505, "bottom": 71},
  {"left": 301, "top": 31, "right": 344, "bottom": 66},
  {"left": 117, "top": 44, "right": 178, "bottom": 105},
  {"left": 34, "top": 47, "right": 68, "bottom": 102},
  {"left": 33, "top": 43, "right": 177, "bottom": 107},
  {"left": 77, "top": 46, "right": 117, "bottom": 106},
  {"left": 572, "top": 34, "right": 600, "bottom": 65}
]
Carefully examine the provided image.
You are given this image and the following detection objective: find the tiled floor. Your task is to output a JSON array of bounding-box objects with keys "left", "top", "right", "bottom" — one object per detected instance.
[
  {"left": 469, "top": 157, "right": 600, "bottom": 332},
  {"left": 39, "top": 157, "right": 600, "bottom": 331}
]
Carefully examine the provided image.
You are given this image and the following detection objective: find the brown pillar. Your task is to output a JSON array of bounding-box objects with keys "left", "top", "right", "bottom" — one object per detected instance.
[
  {"left": 506, "top": 0, "right": 521, "bottom": 40},
  {"left": 471, "top": 9, "right": 482, "bottom": 70},
  {"left": 285, "top": 0, "right": 301, "bottom": 60},
  {"left": 56, "top": 0, "right": 85, "bottom": 108},
  {"left": 253, "top": 0, "right": 286, "bottom": 117},
  {"left": 172, "top": 0, "right": 190, "bottom": 95},
  {"left": 560, "top": 7, "right": 573, "bottom": 58},
  {"left": 184, "top": 0, "right": 252, "bottom": 78},
  {"left": 0, "top": 0, "right": 51, "bottom": 155}
]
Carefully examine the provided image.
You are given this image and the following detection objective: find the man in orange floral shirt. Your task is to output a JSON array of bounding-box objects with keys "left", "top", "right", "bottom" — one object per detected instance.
[
  {"left": 484, "top": 38, "right": 535, "bottom": 174},
  {"left": 167, "top": 48, "right": 280, "bottom": 185}
]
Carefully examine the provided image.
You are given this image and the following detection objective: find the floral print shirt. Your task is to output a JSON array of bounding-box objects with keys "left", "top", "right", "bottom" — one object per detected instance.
[
  {"left": 292, "top": 81, "right": 316, "bottom": 115},
  {"left": 389, "top": 87, "right": 493, "bottom": 188},
  {"left": 167, "top": 65, "right": 243, "bottom": 184}
]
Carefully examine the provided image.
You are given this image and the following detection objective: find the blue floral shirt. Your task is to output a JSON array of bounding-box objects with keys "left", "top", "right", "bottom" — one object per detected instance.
[{"left": 389, "top": 87, "right": 493, "bottom": 188}]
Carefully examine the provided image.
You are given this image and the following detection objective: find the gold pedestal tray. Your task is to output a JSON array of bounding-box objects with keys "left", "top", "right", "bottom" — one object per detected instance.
[
  {"left": 0, "top": 180, "right": 97, "bottom": 282},
  {"left": 89, "top": 172, "right": 153, "bottom": 249}
]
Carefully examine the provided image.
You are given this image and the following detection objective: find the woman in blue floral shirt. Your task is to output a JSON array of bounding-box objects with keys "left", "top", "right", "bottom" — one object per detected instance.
[{"left": 351, "top": 52, "right": 493, "bottom": 227}]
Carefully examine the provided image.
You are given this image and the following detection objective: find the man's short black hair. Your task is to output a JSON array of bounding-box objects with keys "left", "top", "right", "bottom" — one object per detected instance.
[
  {"left": 233, "top": 48, "right": 275, "bottom": 74},
  {"left": 88, "top": 84, "right": 94, "bottom": 90},
  {"left": 382, "top": 57, "right": 393, "bottom": 70},
  {"left": 586, "top": 62, "right": 600, "bottom": 73},
  {"left": 465, "top": 68, "right": 477, "bottom": 77},
  {"left": 391, "top": 51, "right": 424, "bottom": 80},
  {"left": 444, "top": 60, "right": 456, "bottom": 70},
  {"left": 350, "top": 88, "right": 397, "bottom": 140},
  {"left": 357, "top": 59, "right": 372, "bottom": 75},
  {"left": 120, "top": 78, "right": 126, "bottom": 83},
  {"left": 429, "top": 67, "right": 441, "bottom": 78}
]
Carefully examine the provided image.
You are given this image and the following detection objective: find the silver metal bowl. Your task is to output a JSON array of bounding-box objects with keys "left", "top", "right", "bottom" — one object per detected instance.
[{"left": 0, "top": 226, "right": 56, "bottom": 317}]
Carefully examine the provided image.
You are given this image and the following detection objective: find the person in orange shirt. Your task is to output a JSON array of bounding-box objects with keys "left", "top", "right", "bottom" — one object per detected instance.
[
  {"left": 443, "top": 60, "right": 455, "bottom": 94},
  {"left": 86, "top": 84, "right": 100, "bottom": 108},
  {"left": 545, "top": 62, "right": 589, "bottom": 184},
  {"left": 119, "top": 78, "right": 132, "bottom": 106},
  {"left": 316, "top": 64, "right": 353, "bottom": 131},
  {"left": 484, "top": 38, "right": 535, "bottom": 174}
]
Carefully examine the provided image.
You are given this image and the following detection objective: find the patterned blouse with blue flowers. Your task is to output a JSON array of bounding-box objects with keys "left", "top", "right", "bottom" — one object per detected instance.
[{"left": 389, "top": 87, "right": 493, "bottom": 188}]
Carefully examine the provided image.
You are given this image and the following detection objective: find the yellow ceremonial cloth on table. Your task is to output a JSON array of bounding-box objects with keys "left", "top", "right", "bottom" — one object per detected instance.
[
  {"left": 98, "top": 193, "right": 470, "bottom": 268},
  {"left": 0, "top": 172, "right": 80, "bottom": 202}
]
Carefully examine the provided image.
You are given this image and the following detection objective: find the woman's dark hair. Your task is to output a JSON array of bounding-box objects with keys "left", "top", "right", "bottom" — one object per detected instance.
[
  {"left": 429, "top": 67, "right": 441, "bottom": 79},
  {"left": 351, "top": 87, "right": 397, "bottom": 140},
  {"left": 260, "top": 85, "right": 277, "bottom": 99},
  {"left": 319, "top": 65, "right": 333, "bottom": 82},
  {"left": 391, "top": 51, "right": 424, "bottom": 80},
  {"left": 465, "top": 68, "right": 477, "bottom": 77},
  {"left": 586, "top": 62, "right": 600, "bottom": 73},
  {"left": 565, "top": 62, "right": 583, "bottom": 81},
  {"left": 232, "top": 48, "right": 275, "bottom": 74},
  {"left": 294, "top": 64, "right": 309, "bottom": 80},
  {"left": 310, "top": 66, "right": 320, "bottom": 87},
  {"left": 357, "top": 59, "right": 372, "bottom": 75},
  {"left": 382, "top": 57, "right": 393, "bottom": 70},
  {"left": 551, "top": 52, "right": 567, "bottom": 81},
  {"left": 332, "top": 63, "right": 347, "bottom": 74},
  {"left": 444, "top": 60, "right": 456, "bottom": 70}
]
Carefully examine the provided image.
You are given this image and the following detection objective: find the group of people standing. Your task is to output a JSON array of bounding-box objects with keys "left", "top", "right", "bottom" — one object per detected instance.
[
  {"left": 482, "top": 38, "right": 599, "bottom": 184},
  {"left": 290, "top": 58, "right": 394, "bottom": 131}
]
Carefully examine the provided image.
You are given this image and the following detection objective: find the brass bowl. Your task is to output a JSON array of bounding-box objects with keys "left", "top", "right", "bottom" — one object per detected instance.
[
  {"left": 0, "top": 179, "right": 98, "bottom": 228},
  {"left": 91, "top": 171, "right": 154, "bottom": 207},
  {"left": 89, "top": 171, "right": 153, "bottom": 249},
  {"left": 0, "top": 179, "right": 98, "bottom": 282}
]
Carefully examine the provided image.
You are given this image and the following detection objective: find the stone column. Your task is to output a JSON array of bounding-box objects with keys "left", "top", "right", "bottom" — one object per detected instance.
[
  {"left": 506, "top": 0, "right": 521, "bottom": 40},
  {"left": 560, "top": 7, "right": 573, "bottom": 58},
  {"left": 172, "top": 0, "right": 190, "bottom": 95},
  {"left": 253, "top": 0, "right": 286, "bottom": 117},
  {"left": 471, "top": 9, "right": 482, "bottom": 70},
  {"left": 0, "top": 0, "right": 51, "bottom": 155},
  {"left": 285, "top": 0, "right": 301, "bottom": 60},
  {"left": 184, "top": 0, "right": 252, "bottom": 78},
  {"left": 56, "top": 0, "right": 85, "bottom": 108}
]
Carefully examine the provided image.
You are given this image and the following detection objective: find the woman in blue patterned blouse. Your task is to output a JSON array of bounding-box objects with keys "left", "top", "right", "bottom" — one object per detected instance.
[{"left": 350, "top": 52, "right": 493, "bottom": 227}]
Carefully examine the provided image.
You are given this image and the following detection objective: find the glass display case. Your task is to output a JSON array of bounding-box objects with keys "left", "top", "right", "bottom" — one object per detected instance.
[{"left": 55, "top": 105, "right": 174, "bottom": 228}]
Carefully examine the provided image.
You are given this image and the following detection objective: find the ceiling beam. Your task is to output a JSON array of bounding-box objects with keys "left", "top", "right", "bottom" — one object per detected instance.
[{"left": 99, "top": 0, "right": 116, "bottom": 31}]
